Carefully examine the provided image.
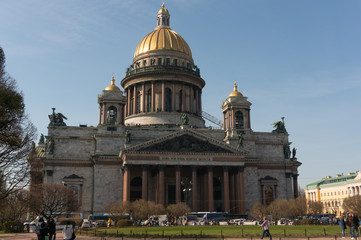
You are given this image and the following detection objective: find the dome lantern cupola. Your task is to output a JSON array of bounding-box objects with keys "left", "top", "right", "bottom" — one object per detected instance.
[
  {"left": 157, "top": 3, "right": 170, "bottom": 28},
  {"left": 105, "top": 75, "right": 120, "bottom": 91}
]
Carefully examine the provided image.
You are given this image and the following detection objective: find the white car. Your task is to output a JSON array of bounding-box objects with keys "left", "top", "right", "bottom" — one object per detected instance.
[
  {"left": 81, "top": 220, "right": 91, "bottom": 229},
  {"left": 243, "top": 220, "right": 259, "bottom": 225}
]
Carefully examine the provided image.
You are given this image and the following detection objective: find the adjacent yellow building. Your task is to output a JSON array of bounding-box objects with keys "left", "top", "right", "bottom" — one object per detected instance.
[{"left": 305, "top": 171, "right": 361, "bottom": 216}]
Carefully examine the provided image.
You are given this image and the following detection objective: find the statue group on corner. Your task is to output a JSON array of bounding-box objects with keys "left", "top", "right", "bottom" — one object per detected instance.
[
  {"left": 272, "top": 117, "right": 287, "bottom": 134},
  {"left": 48, "top": 108, "right": 67, "bottom": 126}
]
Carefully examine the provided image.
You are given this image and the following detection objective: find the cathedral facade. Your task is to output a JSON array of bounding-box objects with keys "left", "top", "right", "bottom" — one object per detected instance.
[{"left": 29, "top": 4, "right": 301, "bottom": 217}]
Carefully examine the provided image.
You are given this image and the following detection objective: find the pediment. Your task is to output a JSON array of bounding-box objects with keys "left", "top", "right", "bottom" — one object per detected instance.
[{"left": 122, "top": 128, "right": 245, "bottom": 155}]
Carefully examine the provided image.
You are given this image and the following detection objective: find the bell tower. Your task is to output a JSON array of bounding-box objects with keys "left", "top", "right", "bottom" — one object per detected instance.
[
  {"left": 98, "top": 76, "right": 127, "bottom": 126},
  {"left": 222, "top": 82, "right": 252, "bottom": 140}
]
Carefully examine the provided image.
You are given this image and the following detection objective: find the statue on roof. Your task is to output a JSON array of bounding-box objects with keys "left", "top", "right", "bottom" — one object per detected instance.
[
  {"left": 48, "top": 108, "right": 67, "bottom": 126},
  {"left": 272, "top": 117, "right": 287, "bottom": 134},
  {"left": 283, "top": 145, "right": 291, "bottom": 159},
  {"left": 125, "top": 130, "right": 131, "bottom": 144},
  {"left": 237, "top": 132, "right": 244, "bottom": 148},
  {"left": 181, "top": 113, "right": 189, "bottom": 125},
  {"left": 292, "top": 147, "right": 297, "bottom": 159},
  {"left": 38, "top": 134, "right": 45, "bottom": 144}
]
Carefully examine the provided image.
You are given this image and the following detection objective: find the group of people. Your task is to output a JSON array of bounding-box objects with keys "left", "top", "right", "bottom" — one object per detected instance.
[
  {"left": 36, "top": 218, "right": 56, "bottom": 240},
  {"left": 339, "top": 212, "right": 360, "bottom": 239},
  {"left": 36, "top": 218, "right": 75, "bottom": 240}
]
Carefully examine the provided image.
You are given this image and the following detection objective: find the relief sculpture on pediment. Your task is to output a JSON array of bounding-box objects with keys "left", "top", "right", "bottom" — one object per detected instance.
[{"left": 139, "top": 135, "right": 232, "bottom": 153}]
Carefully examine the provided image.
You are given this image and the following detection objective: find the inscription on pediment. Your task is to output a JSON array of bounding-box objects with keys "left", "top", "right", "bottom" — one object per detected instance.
[{"left": 139, "top": 135, "right": 232, "bottom": 153}]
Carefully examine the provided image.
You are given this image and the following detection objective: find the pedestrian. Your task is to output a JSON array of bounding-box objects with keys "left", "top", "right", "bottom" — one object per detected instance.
[
  {"left": 260, "top": 217, "right": 272, "bottom": 240},
  {"left": 36, "top": 217, "right": 49, "bottom": 240},
  {"left": 38, "top": 220, "right": 49, "bottom": 240},
  {"left": 62, "top": 221, "right": 75, "bottom": 240},
  {"left": 48, "top": 218, "right": 56, "bottom": 240},
  {"left": 339, "top": 215, "right": 347, "bottom": 238},
  {"left": 350, "top": 213, "right": 360, "bottom": 240}
]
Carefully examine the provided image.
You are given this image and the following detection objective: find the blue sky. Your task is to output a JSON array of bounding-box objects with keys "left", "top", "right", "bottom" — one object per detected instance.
[{"left": 1, "top": 0, "right": 361, "bottom": 189}]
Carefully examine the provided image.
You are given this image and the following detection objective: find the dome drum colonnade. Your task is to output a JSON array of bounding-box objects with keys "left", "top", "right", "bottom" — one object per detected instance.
[{"left": 121, "top": 3, "right": 205, "bottom": 127}]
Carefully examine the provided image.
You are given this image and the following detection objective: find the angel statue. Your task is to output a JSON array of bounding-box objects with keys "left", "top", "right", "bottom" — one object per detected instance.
[
  {"left": 48, "top": 108, "right": 67, "bottom": 126},
  {"left": 271, "top": 117, "right": 287, "bottom": 134}
]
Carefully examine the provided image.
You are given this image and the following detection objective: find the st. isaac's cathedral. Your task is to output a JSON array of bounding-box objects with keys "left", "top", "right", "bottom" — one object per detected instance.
[{"left": 29, "top": 4, "right": 301, "bottom": 217}]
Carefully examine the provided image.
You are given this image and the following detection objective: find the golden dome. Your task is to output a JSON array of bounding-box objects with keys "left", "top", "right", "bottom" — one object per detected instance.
[
  {"left": 134, "top": 27, "right": 192, "bottom": 58},
  {"left": 228, "top": 82, "right": 243, "bottom": 98},
  {"left": 105, "top": 76, "right": 120, "bottom": 91},
  {"left": 134, "top": 3, "right": 192, "bottom": 58}
]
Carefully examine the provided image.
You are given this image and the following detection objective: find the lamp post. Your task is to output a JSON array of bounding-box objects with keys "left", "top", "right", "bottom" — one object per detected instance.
[{"left": 181, "top": 178, "right": 192, "bottom": 207}]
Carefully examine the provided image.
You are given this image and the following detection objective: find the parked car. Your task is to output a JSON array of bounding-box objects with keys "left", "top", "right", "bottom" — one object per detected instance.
[
  {"left": 81, "top": 219, "right": 91, "bottom": 229},
  {"left": 229, "top": 218, "right": 245, "bottom": 225},
  {"left": 243, "top": 219, "right": 259, "bottom": 225}
]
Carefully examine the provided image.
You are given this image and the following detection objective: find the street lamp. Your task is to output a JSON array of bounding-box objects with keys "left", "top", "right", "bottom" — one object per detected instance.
[{"left": 181, "top": 178, "right": 192, "bottom": 207}]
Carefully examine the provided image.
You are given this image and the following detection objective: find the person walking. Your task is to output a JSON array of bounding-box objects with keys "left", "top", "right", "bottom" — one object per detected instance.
[
  {"left": 48, "top": 218, "right": 56, "bottom": 240},
  {"left": 350, "top": 213, "right": 360, "bottom": 240},
  {"left": 62, "top": 221, "right": 75, "bottom": 240},
  {"left": 260, "top": 217, "right": 272, "bottom": 240},
  {"left": 36, "top": 218, "right": 49, "bottom": 240},
  {"left": 339, "top": 215, "right": 347, "bottom": 238}
]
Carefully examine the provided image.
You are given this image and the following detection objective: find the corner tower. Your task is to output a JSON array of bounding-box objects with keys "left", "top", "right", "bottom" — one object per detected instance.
[
  {"left": 222, "top": 83, "right": 252, "bottom": 139},
  {"left": 121, "top": 4, "right": 205, "bottom": 127}
]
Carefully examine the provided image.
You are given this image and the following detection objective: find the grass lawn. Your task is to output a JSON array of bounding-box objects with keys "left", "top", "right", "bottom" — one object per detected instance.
[{"left": 79, "top": 225, "right": 344, "bottom": 238}]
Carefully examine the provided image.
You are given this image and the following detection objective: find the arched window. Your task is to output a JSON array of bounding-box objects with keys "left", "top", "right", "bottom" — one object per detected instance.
[
  {"left": 147, "top": 89, "right": 152, "bottom": 112},
  {"left": 107, "top": 106, "right": 117, "bottom": 125},
  {"left": 165, "top": 88, "right": 172, "bottom": 112},
  {"left": 130, "top": 177, "right": 142, "bottom": 201},
  {"left": 178, "top": 90, "right": 183, "bottom": 111},
  {"left": 235, "top": 111, "right": 244, "bottom": 129}
]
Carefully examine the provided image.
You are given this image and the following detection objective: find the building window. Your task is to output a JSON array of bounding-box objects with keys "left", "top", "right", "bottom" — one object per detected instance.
[
  {"left": 158, "top": 58, "right": 162, "bottom": 65},
  {"left": 165, "top": 88, "right": 172, "bottom": 112},
  {"left": 264, "top": 186, "right": 274, "bottom": 205},
  {"left": 130, "top": 177, "right": 142, "bottom": 201},
  {"left": 147, "top": 89, "right": 152, "bottom": 112},
  {"left": 137, "top": 91, "right": 141, "bottom": 113},
  {"left": 235, "top": 111, "right": 244, "bottom": 129},
  {"left": 143, "top": 60, "right": 147, "bottom": 67},
  {"left": 178, "top": 90, "right": 183, "bottom": 111},
  {"left": 166, "top": 58, "right": 170, "bottom": 66},
  {"left": 107, "top": 106, "right": 117, "bottom": 125},
  {"left": 173, "top": 59, "right": 178, "bottom": 66}
]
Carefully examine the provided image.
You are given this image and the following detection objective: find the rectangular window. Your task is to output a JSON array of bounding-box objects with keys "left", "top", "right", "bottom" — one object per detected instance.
[
  {"left": 158, "top": 58, "right": 162, "bottom": 65},
  {"left": 166, "top": 58, "right": 170, "bottom": 65},
  {"left": 173, "top": 59, "right": 178, "bottom": 66},
  {"left": 143, "top": 60, "right": 147, "bottom": 67}
]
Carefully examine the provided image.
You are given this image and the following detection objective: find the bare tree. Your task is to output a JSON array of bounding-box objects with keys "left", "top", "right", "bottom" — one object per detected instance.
[
  {"left": 0, "top": 190, "right": 29, "bottom": 225},
  {"left": 29, "top": 183, "right": 79, "bottom": 220},
  {"left": 105, "top": 200, "right": 165, "bottom": 223},
  {"left": 0, "top": 46, "right": 36, "bottom": 200},
  {"left": 166, "top": 202, "right": 190, "bottom": 219},
  {"left": 105, "top": 201, "right": 132, "bottom": 222},
  {"left": 130, "top": 200, "right": 152, "bottom": 221},
  {"left": 267, "top": 199, "right": 289, "bottom": 221},
  {"left": 250, "top": 201, "right": 268, "bottom": 219},
  {"left": 307, "top": 201, "right": 323, "bottom": 215},
  {"left": 343, "top": 196, "right": 361, "bottom": 216},
  {"left": 287, "top": 197, "right": 307, "bottom": 219}
]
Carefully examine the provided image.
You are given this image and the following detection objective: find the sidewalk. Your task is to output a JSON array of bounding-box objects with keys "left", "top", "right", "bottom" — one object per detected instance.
[{"left": 0, "top": 232, "right": 347, "bottom": 240}]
